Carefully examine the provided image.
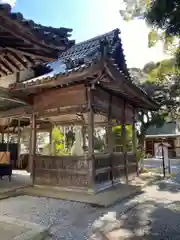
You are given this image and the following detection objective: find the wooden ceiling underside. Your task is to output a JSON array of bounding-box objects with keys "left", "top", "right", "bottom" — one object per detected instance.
[
  {"left": 0, "top": 48, "right": 43, "bottom": 77},
  {"left": 0, "top": 24, "right": 55, "bottom": 77}
]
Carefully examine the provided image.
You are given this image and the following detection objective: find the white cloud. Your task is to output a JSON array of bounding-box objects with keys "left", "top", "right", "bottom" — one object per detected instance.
[{"left": 0, "top": 0, "right": 16, "bottom": 7}]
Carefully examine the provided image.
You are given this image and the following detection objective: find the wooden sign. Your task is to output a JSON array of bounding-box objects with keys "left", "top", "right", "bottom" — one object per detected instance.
[{"left": 0, "top": 152, "right": 10, "bottom": 164}]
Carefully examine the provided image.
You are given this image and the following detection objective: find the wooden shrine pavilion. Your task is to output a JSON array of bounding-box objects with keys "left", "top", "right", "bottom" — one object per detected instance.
[
  {"left": 0, "top": 3, "right": 73, "bottom": 169},
  {"left": 0, "top": 5, "right": 158, "bottom": 192}
]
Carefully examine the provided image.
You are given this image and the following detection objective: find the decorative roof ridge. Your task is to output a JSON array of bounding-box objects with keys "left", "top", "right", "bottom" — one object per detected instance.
[
  {"left": 68, "top": 28, "right": 120, "bottom": 48},
  {"left": 60, "top": 28, "right": 120, "bottom": 58}
]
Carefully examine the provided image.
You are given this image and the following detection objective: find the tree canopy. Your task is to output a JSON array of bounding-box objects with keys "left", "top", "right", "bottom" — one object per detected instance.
[
  {"left": 120, "top": 0, "right": 180, "bottom": 64},
  {"left": 131, "top": 57, "right": 180, "bottom": 149}
]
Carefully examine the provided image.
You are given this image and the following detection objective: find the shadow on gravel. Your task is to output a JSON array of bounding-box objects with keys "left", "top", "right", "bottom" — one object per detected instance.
[
  {"left": 116, "top": 200, "right": 180, "bottom": 239},
  {"left": 157, "top": 180, "right": 180, "bottom": 193},
  {"left": 90, "top": 200, "right": 180, "bottom": 239}
]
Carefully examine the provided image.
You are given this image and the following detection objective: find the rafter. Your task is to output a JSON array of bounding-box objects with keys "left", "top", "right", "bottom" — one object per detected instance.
[
  {"left": 5, "top": 54, "right": 21, "bottom": 71},
  {"left": 6, "top": 47, "right": 54, "bottom": 61},
  {"left": 0, "top": 68, "right": 7, "bottom": 76},
  {"left": 0, "top": 56, "right": 13, "bottom": 73},
  {"left": 7, "top": 51, "right": 28, "bottom": 69},
  {"left": 3, "top": 54, "right": 20, "bottom": 71}
]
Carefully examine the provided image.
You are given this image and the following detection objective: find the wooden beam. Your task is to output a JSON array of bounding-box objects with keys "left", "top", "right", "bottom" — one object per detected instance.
[
  {"left": 23, "top": 55, "right": 36, "bottom": 66},
  {"left": 1, "top": 55, "right": 18, "bottom": 72},
  {"left": 105, "top": 60, "right": 158, "bottom": 110},
  {"left": 0, "top": 58, "right": 13, "bottom": 73},
  {"left": 0, "top": 38, "right": 33, "bottom": 48},
  {"left": 37, "top": 105, "right": 87, "bottom": 118},
  {"left": 5, "top": 54, "right": 21, "bottom": 71},
  {"left": 0, "top": 106, "right": 32, "bottom": 118},
  {"left": 6, "top": 47, "right": 54, "bottom": 61},
  {"left": 8, "top": 51, "right": 28, "bottom": 68},
  {"left": 0, "top": 67, "right": 7, "bottom": 76},
  {"left": 0, "top": 95, "right": 29, "bottom": 105},
  {"left": 10, "top": 62, "right": 103, "bottom": 91}
]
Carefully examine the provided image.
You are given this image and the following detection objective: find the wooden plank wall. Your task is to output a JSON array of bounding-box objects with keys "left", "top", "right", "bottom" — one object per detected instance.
[
  {"left": 92, "top": 87, "right": 134, "bottom": 123},
  {"left": 34, "top": 155, "right": 91, "bottom": 188},
  {"left": 33, "top": 84, "right": 87, "bottom": 111},
  {"left": 94, "top": 153, "right": 136, "bottom": 184}
]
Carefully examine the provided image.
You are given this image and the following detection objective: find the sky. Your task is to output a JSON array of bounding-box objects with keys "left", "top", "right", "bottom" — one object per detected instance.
[{"left": 1, "top": 0, "right": 167, "bottom": 68}]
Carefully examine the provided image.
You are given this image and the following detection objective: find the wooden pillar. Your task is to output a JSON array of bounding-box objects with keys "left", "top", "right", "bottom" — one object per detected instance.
[
  {"left": 132, "top": 108, "right": 138, "bottom": 175},
  {"left": 17, "top": 119, "right": 21, "bottom": 169},
  {"left": 1, "top": 132, "right": 4, "bottom": 143},
  {"left": 122, "top": 101, "right": 128, "bottom": 183},
  {"left": 6, "top": 118, "right": 10, "bottom": 152},
  {"left": 49, "top": 124, "right": 52, "bottom": 155},
  {"left": 107, "top": 96, "right": 113, "bottom": 184},
  {"left": 87, "top": 87, "right": 95, "bottom": 188},
  {"left": 87, "top": 88, "right": 94, "bottom": 154},
  {"left": 107, "top": 96, "right": 113, "bottom": 153},
  {"left": 82, "top": 124, "right": 86, "bottom": 150},
  {"left": 29, "top": 113, "right": 37, "bottom": 184}
]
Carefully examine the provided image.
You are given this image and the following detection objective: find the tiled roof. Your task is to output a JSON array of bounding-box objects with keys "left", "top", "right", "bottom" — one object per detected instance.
[
  {"left": 0, "top": 3, "right": 74, "bottom": 49},
  {"left": 9, "top": 28, "right": 130, "bottom": 89}
]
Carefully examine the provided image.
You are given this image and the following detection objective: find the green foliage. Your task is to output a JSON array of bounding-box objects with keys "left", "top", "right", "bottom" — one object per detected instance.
[
  {"left": 112, "top": 124, "right": 133, "bottom": 151},
  {"left": 148, "top": 30, "right": 160, "bottom": 48},
  {"left": 52, "top": 127, "right": 64, "bottom": 144},
  {"left": 120, "top": 0, "right": 180, "bottom": 151},
  {"left": 146, "top": 58, "right": 178, "bottom": 82},
  {"left": 120, "top": 0, "right": 180, "bottom": 63},
  {"left": 133, "top": 57, "right": 180, "bottom": 151},
  {"left": 112, "top": 124, "right": 132, "bottom": 140},
  {"left": 43, "top": 127, "right": 70, "bottom": 156},
  {"left": 120, "top": 0, "right": 149, "bottom": 21},
  {"left": 146, "top": 0, "right": 180, "bottom": 36}
]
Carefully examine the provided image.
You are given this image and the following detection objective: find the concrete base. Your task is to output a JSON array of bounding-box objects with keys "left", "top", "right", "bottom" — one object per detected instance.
[
  {"left": 0, "top": 216, "right": 49, "bottom": 240},
  {"left": 20, "top": 183, "right": 142, "bottom": 207},
  {"left": 0, "top": 173, "right": 161, "bottom": 207}
]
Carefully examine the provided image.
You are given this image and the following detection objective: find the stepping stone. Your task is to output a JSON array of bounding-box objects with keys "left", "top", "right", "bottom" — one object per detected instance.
[{"left": 0, "top": 216, "right": 49, "bottom": 240}]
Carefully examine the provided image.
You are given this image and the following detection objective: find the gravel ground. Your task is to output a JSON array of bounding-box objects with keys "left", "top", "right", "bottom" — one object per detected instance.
[
  {"left": 0, "top": 196, "right": 102, "bottom": 240},
  {"left": 117, "top": 200, "right": 180, "bottom": 239},
  {"left": 1, "top": 180, "right": 180, "bottom": 239}
]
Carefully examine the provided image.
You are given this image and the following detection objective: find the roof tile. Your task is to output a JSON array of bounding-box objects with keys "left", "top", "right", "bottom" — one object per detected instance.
[{"left": 9, "top": 28, "right": 130, "bottom": 89}]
